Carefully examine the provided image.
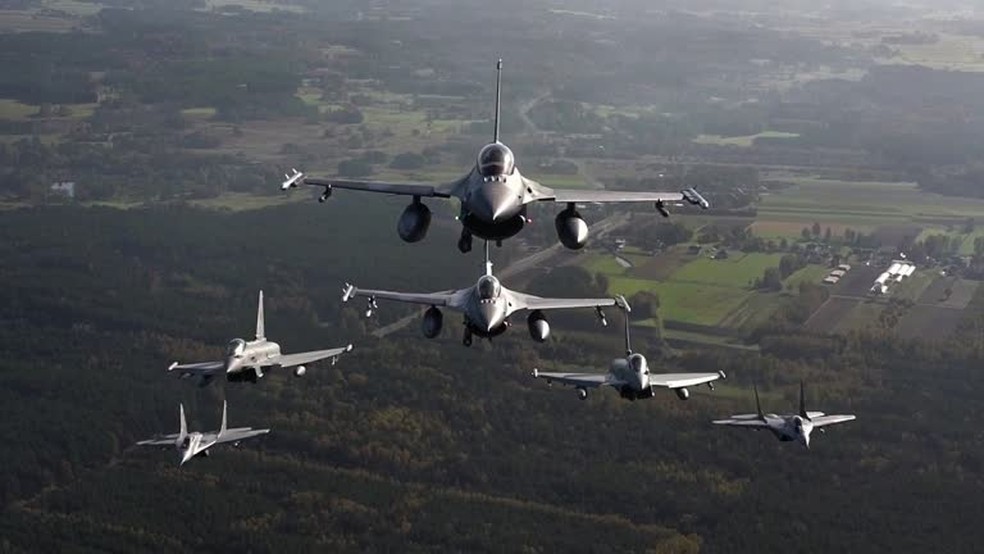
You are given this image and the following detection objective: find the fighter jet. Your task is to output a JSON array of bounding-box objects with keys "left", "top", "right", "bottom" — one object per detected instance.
[
  {"left": 136, "top": 401, "right": 269, "bottom": 466},
  {"left": 342, "top": 244, "right": 622, "bottom": 346},
  {"left": 713, "top": 383, "right": 856, "bottom": 449},
  {"left": 532, "top": 302, "right": 724, "bottom": 400},
  {"left": 280, "top": 59, "right": 709, "bottom": 254},
  {"left": 168, "top": 290, "right": 353, "bottom": 385}
]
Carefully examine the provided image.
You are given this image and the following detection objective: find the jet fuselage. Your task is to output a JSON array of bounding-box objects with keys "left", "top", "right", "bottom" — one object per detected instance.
[{"left": 224, "top": 338, "right": 282, "bottom": 379}]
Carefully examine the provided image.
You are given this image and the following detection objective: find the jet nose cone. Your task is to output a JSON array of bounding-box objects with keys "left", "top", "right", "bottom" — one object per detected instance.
[
  {"left": 477, "top": 303, "right": 501, "bottom": 333},
  {"left": 473, "top": 186, "right": 519, "bottom": 223}
]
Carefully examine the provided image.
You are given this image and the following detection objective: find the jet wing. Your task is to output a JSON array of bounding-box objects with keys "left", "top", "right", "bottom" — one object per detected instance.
[
  {"left": 505, "top": 291, "right": 618, "bottom": 317},
  {"left": 167, "top": 360, "right": 224, "bottom": 376},
  {"left": 276, "top": 345, "right": 353, "bottom": 369},
  {"left": 810, "top": 414, "right": 856, "bottom": 427},
  {"left": 712, "top": 416, "right": 769, "bottom": 428},
  {"left": 136, "top": 434, "right": 180, "bottom": 446},
  {"left": 281, "top": 168, "right": 465, "bottom": 199},
  {"left": 528, "top": 179, "right": 709, "bottom": 211},
  {"left": 648, "top": 372, "right": 722, "bottom": 389},
  {"left": 343, "top": 283, "right": 471, "bottom": 311},
  {"left": 301, "top": 177, "right": 454, "bottom": 198},
  {"left": 531, "top": 369, "right": 624, "bottom": 389},
  {"left": 212, "top": 427, "right": 270, "bottom": 446}
]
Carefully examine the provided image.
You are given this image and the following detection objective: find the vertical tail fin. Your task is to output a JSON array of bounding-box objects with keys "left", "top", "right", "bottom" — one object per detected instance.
[
  {"left": 799, "top": 380, "right": 809, "bottom": 419},
  {"left": 219, "top": 400, "right": 228, "bottom": 437},
  {"left": 255, "top": 290, "right": 265, "bottom": 340},
  {"left": 754, "top": 385, "right": 765, "bottom": 420},
  {"left": 178, "top": 403, "right": 188, "bottom": 442},
  {"left": 493, "top": 58, "right": 502, "bottom": 143},
  {"left": 621, "top": 297, "right": 633, "bottom": 355},
  {"left": 484, "top": 240, "right": 493, "bottom": 276}
]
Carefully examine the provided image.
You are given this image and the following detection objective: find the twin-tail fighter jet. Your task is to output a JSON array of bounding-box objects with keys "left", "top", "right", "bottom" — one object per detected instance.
[
  {"left": 532, "top": 302, "right": 724, "bottom": 400},
  {"left": 136, "top": 401, "right": 269, "bottom": 466},
  {"left": 168, "top": 291, "right": 353, "bottom": 386},
  {"left": 713, "top": 382, "right": 856, "bottom": 449},
  {"left": 281, "top": 59, "right": 709, "bottom": 254},
  {"left": 342, "top": 243, "right": 622, "bottom": 346}
]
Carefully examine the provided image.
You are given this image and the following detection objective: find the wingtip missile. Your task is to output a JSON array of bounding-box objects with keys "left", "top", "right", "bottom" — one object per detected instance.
[
  {"left": 532, "top": 368, "right": 539, "bottom": 378},
  {"left": 682, "top": 188, "right": 710, "bottom": 209},
  {"left": 280, "top": 168, "right": 304, "bottom": 191},
  {"left": 168, "top": 361, "right": 178, "bottom": 372},
  {"left": 341, "top": 283, "right": 355, "bottom": 303}
]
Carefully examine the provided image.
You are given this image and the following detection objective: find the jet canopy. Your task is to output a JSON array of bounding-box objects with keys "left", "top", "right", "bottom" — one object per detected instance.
[
  {"left": 477, "top": 275, "right": 502, "bottom": 300},
  {"left": 477, "top": 143, "right": 515, "bottom": 177},
  {"left": 629, "top": 353, "right": 648, "bottom": 373},
  {"left": 226, "top": 339, "right": 246, "bottom": 357}
]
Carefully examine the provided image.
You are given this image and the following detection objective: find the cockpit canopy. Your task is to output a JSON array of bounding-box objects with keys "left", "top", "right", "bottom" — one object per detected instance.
[
  {"left": 181, "top": 436, "right": 191, "bottom": 449},
  {"left": 629, "top": 353, "right": 648, "bottom": 373},
  {"left": 226, "top": 338, "right": 246, "bottom": 358},
  {"left": 477, "top": 143, "right": 515, "bottom": 177},
  {"left": 477, "top": 275, "right": 502, "bottom": 300},
  {"left": 793, "top": 416, "right": 803, "bottom": 429}
]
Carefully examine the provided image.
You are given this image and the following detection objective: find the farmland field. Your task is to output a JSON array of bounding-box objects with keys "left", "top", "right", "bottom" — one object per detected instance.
[
  {"left": 805, "top": 297, "right": 859, "bottom": 333},
  {"left": 760, "top": 178, "right": 984, "bottom": 223},
  {"left": 609, "top": 277, "right": 752, "bottom": 325},
  {"left": 668, "top": 253, "right": 782, "bottom": 288}
]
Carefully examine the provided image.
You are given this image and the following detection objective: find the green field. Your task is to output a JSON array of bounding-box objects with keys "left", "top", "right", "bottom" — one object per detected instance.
[
  {"left": 668, "top": 253, "right": 783, "bottom": 288},
  {"left": 760, "top": 178, "right": 984, "bottom": 222},
  {"left": 693, "top": 130, "right": 800, "bottom": 147},
  {"left": 181, "top": 107, "right": 217, "bottom": 118},
  {"left": 784, "top": 264, "right": 830, "bottom": 289},
  {"left": 607, "top": 276, "right": 751, "bottom": 325},
  {"left": 188, "top": 192, "right": 307, "bottom": 211},
  {"left": 0, "top": 99, "right": 39, "bottom": 120}
]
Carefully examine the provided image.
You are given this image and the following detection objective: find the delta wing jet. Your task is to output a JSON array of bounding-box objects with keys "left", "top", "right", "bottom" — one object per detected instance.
[
  {"left": 168, "top": 290, "right": 353, "bottom": 385},
  {"left": 532, "top": 301, "right": 724, "bottom": 400},
  {"left": 136, "top": 401, "right": 269, "bottom": 466},
  {"left": 281, "top": 59, "right": 708, "bottom": 254},
  {"left": 713, "top": 383, "right": 856, "bottom": 449},
  {"left": 342, "top": 245, "right": 622, "bottom": 346}
]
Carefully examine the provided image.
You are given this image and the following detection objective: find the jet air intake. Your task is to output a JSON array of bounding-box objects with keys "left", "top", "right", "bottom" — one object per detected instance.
[
  {"left": 555, "top": 206, "right": 589, "bottom": 250},
  {"left": 397, "top": 198, "right": 432, "bottom": 243}
]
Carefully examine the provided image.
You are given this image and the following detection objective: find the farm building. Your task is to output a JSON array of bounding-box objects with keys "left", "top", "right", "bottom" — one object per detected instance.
[{"left": 823, "top": 276, "right": 840, "bottom": 285}]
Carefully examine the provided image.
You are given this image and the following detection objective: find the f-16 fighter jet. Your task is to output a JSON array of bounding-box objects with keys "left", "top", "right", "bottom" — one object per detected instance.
[
  {"left": 532, "top": 302, "right": 723, "bottom": 400},
  {"left": 168, "top": 290, "right": 353, "bottom": 385},
  {"left": 281, "top": 59, "right": 708, "bottom": 254},
  {"left": 713, "top": 383, "right": 856, "bottom": 449},
  {"left": 136, "top": 401, "right": 269, "bottom": 466},
  {"left": 342, "top": 244, "right": 623, "bottom": 346}
]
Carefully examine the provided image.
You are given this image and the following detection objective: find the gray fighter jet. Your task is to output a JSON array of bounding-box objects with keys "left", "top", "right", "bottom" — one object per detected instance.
[
  {"left": 136, "top": 401, "right": 269, "bottom": 466},
  {"left": 532, "top": 302, "right": 724, "bottom": 400},
  {"left": 281, "top": 59, "right": 709, "bottom": 253},
  {"left": 713, "top": 383, "right": 856, "bottom": 449},
  {"left": 342, "top": 245, "right": 622, "bottom": 346},
  {"left": 168, "top": 290, "right": 353, "bottom": 385}
]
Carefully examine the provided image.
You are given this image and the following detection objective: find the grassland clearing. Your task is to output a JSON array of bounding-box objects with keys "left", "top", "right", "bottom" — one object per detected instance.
[
  {"left": 0, "top": 99, "right": 38, "bottom": 120},
  {"left": 606, "top": 277, "right": 751, "bottom": 326},
  {"left": 783, "top": 264, "right": 830, "bottom": 289},
  {"left": 692, "top": 130, "right": 799, "bottom": 147},
  {"left": 668, "top": 253, "right": 783, "bottom": 288},
  {"left": 182, "top": 107, "right": 217, "bottom": 119},
  {"left": 760, "top": 178, "right": 984, "bottom": 223},
  {"left": 188, "top": 192, "right": 307, "bottom": 211}
]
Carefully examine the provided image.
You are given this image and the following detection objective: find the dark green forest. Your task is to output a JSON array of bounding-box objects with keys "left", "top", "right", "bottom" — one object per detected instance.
[{"left": 1, "top": 201, "right": 984, "bottom": 552}]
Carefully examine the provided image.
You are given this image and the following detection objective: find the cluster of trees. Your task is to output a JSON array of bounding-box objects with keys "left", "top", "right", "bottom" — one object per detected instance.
[{"left": 3, "top": 197, "right": 984, "bottom": 551}]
